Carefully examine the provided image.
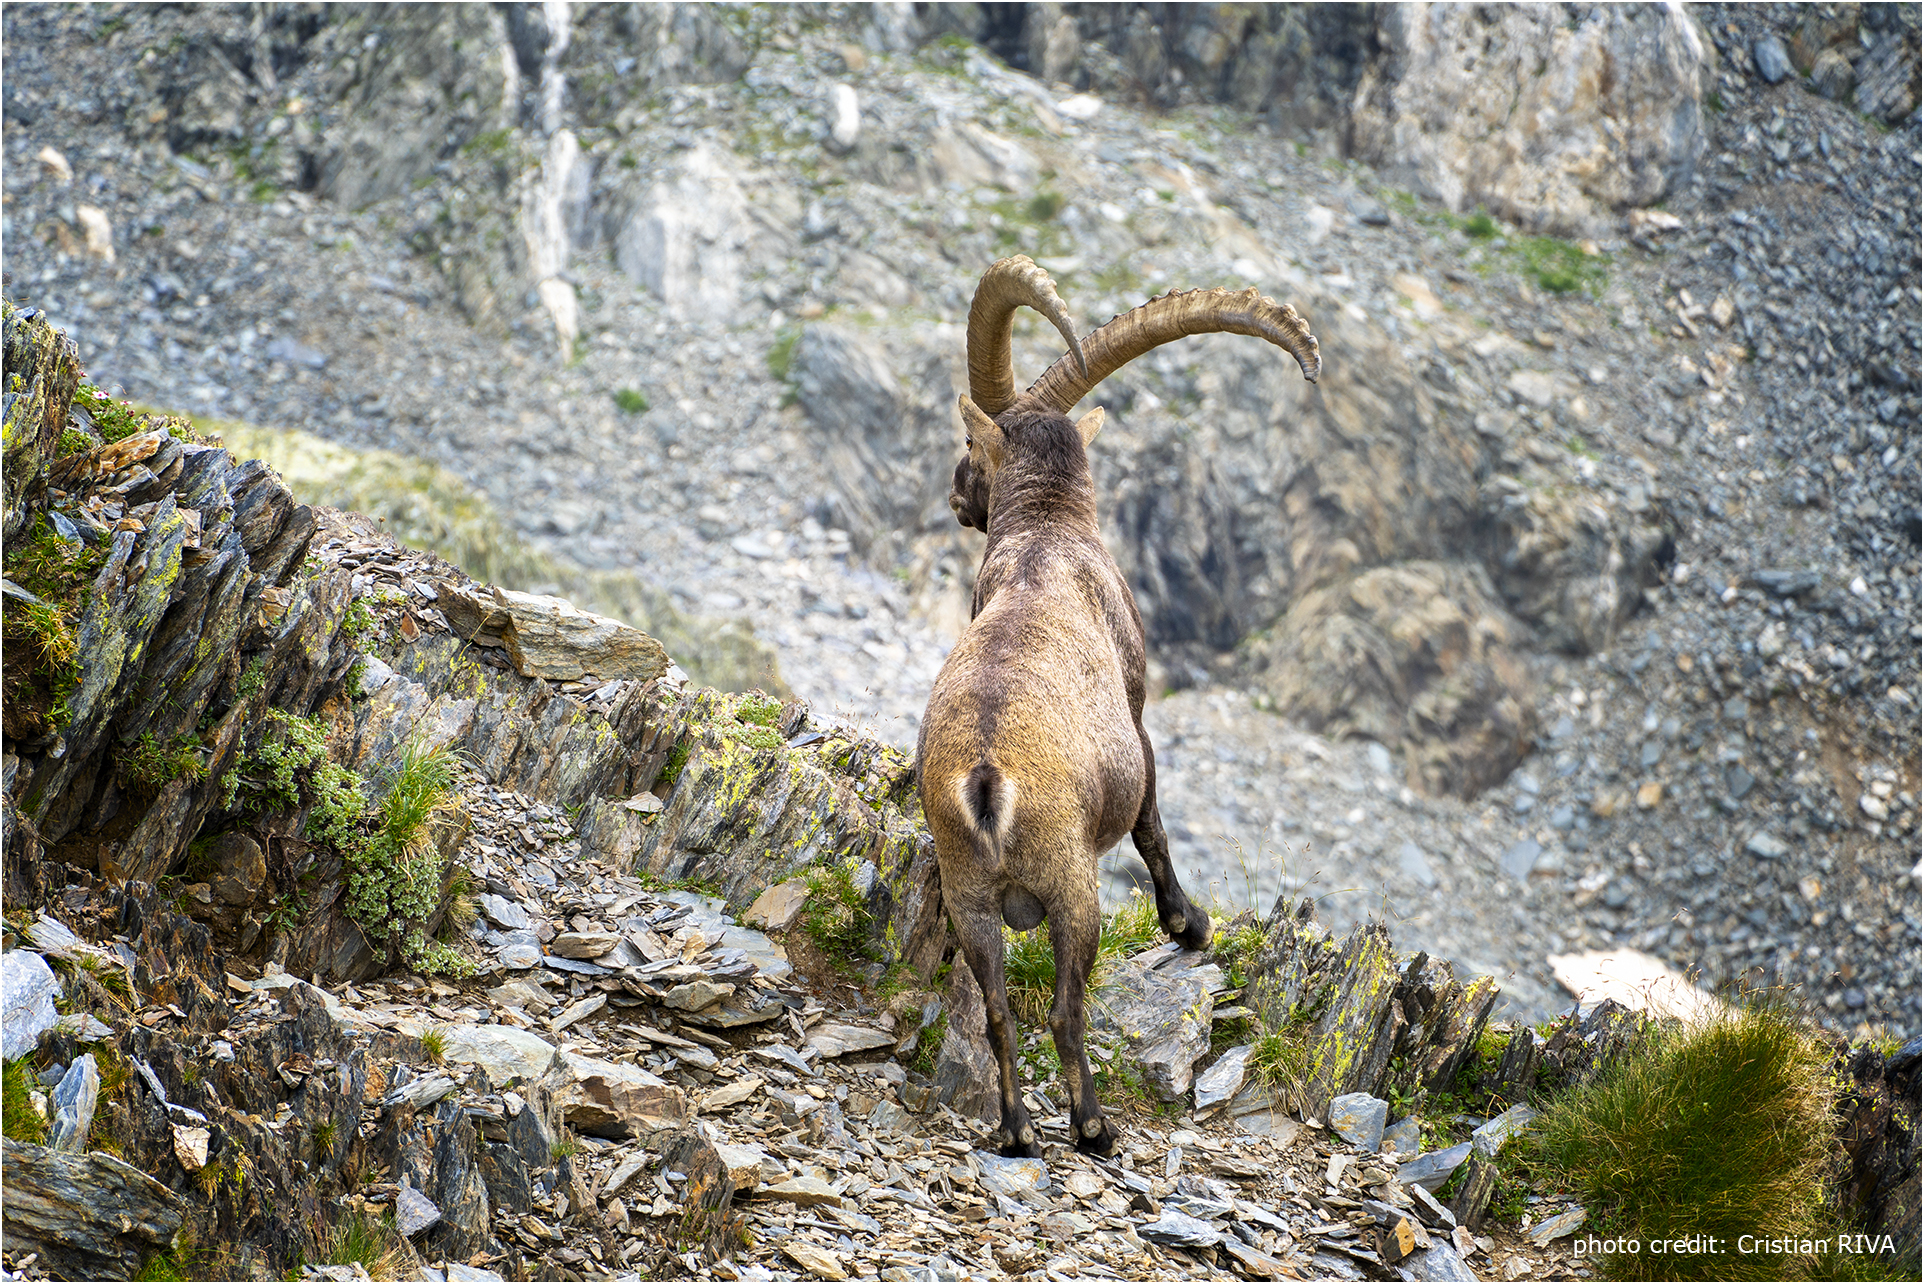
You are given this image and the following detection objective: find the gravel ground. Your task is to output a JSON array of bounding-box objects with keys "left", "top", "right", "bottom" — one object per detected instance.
[{"left": 3, "top": 3, "right": 1916, "bottom": 1034}]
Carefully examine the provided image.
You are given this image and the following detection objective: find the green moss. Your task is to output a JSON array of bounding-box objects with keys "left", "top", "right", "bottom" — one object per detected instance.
[{"left": 613, "top": 387, "right": 650, "bottom": 414}]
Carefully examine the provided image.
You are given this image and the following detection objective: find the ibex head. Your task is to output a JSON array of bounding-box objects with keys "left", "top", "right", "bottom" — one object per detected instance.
[{"left": 946, "top": 255, "right": 1323, "bottom": 534}]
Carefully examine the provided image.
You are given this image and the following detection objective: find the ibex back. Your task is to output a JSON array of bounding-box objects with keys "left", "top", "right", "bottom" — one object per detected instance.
[{"left": 917, "top": 257, "right": 1320, "bottom": 1156}]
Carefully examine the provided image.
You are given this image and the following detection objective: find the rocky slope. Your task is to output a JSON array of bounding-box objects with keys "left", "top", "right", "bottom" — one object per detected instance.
[
  {"left": 1, "top": 0, "right": 1916, "bottom": 1053},
  {"left": 2, "top": 298, "right": 1917, "bottom": 1281}
]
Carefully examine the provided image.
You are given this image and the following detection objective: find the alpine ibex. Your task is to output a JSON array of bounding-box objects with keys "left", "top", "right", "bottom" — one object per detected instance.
[{"left": 918, "top": 256, "right": 1320, "bottom": 1156}]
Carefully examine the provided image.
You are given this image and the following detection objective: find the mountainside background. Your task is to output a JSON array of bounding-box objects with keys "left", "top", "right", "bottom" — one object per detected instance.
[{"left": 4, "top": 0, "right": 1918, "bottom": 1036}]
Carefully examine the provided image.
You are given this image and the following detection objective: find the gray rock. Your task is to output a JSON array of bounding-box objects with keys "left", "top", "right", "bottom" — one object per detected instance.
[
  {"left": 396, "top": 1182, "right": 442, "bottom": 1236},
  {"left": 1809, "top": 47, "right": 1854, "bottom": 102},
  {"left": 206, "top": 831, "right": 267, "bottom": 904},
  {"left": 1471, "top": 1103, "right": 1538, "bottom": 1156},
  {"left": 1383, "top": 1115, "right": 1422, "bottom": 1156},
  {"left": 438, "top": 1025, "right": 557, "bottom": 1084},
  {"left": 1752, "top": 35, "right": 1792, "bottom": 83},
  {"left": 479, "top": 893, "right": 530, "bottom": 930},
  {"left": 47, "top": 1055, "right": 98, "bottom": 1153},
  {"left": 973, "top": 1152, "right": 1048, "bottom": 1199},
  {"left": 0, "top": 1137, "right": 188, "bottom": 1278},
  {"left": 1528, "top": 1205, "right": 1587, "bottom": 1245},
  {"left": 1396, "top": 1141, "right": 1473, "bottom": 1192},
  {"left": 264, "top": 336, "right": 328, "bottom": 369},
  {"left": 1501, "top": 839, "right": 1543, "bottom": 882},
  {"left": 1399, "top": 841, "right": 1437, "bottom": 888},
  {"left": 806, "top": 1023, "right": 896, "bottom": 1058},
  {"left": 2, "top": 951, "right": 61, "bottom": 1059},
  {"left": 663, "top": 980, "right": 734, "bottom": 1012},
  {"left": 1089, "top": 948, "right": 1220, "bottom": 1100},
  {"left": 1347, "top": 190, "right": 1390, "bottom": 226},
  {"left": 1193, "top": 1044, "right": 1250, "bottom": 1113},
  {"left": 1366, "top": 742, "right": 1394, "bottom": 775},
  {"left": 499, "top": 942, "right": 542, "bottom": 970},
  {"left": 1328, "top": 1092, "right": 1388, "bottom": 1152},
  {"left": 1136, "top": 1208, "right": 1224, "bottom": 1247},
  {"left": 1746, "top": 832, "right": 1791, "bottom": 860},
  {"left": 1405, "top": 1242, "right": 1479, "bottom": 1281}
]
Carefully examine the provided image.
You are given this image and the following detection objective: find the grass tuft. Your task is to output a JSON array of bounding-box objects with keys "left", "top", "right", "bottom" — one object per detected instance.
[
  {"left": 420, "top": 1026, "right": 448, "bottom": 1065},
  {"left": 3, "top": 1057, "right": 47, "bottom": 1144},
  {"left": 1003, "top": 890, "right": 1171, "bottom": 1027},
  {"left": 1533, "top": 996, "right": 1841, "bottom": 1281}
]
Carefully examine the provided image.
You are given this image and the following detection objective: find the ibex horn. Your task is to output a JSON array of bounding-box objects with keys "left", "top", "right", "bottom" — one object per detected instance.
[
  {"left": 965, "top": 255, "right": 1087, "bottom": 416},
  {"left": 1025, "top": 286, "right": 1320, "bottom": 414}
]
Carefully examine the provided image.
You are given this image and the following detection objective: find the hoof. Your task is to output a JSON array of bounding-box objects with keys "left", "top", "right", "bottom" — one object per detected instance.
[
  {"left": 1074, "top": 1116, "right": 1120, "bottom": 1157},
  {"left": 1170, "top": 906, "right": 1212, "bottom": 952},
  {"left": 999, "top": 1134, "right": 1044, "bottom": 1159}
]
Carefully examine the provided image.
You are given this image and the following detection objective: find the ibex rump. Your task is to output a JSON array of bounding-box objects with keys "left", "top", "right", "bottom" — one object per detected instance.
[{"left": 918, "top": 257, "right": 1320, "bottom": 1156}]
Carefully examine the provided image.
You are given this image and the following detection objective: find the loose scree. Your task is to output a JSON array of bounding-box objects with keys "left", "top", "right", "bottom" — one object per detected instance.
[{"left": 916, "top": 255, "right": 1321, "bottom": 1158}]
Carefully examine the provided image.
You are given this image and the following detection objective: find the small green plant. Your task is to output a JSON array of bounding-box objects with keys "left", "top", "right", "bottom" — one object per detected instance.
[
  {"left": 655, "top": 741, "right": 692, "bottom": 788},
  {"left": 1461, "top": 211, "right": 1499, "bottom": 239},
  {"left": 766, "top": 327, "right": 801, "bottom": 382},
  {"left": 319, "top": 1210, "right": 407, "bottom": 1277},
  {"left": 801, "top": 860, "right": 875, "bottom": 971},
  {"left": 1533, "top": 996, "right": 1840, "bottom": 1281},
  {"left": 420, "top": 1027, "right": 448, "bottom": 1065},
  {"left": 1212, "top": 920, "right": 1267, "bottom": 989},
  {"left": 613, "top": 387, "right": 650, "bottom": 414},
  {"left": 309, "top": 1118, "right": 338, "bottom": 1161},
  {"left": 3, "top": 1057, "right": 47, "bottom": 1143},
  {"left": 1025, "top": 191, "right": 1064, "bottom": 222},
  {"left": 340, "top": 597, "right": 376, "bottom": 646},
  {"left": 1515, "top": 234, "right": 1607, "bottom": 295},
  {"left": 72, "top": 383, "right": 146, "bottom": 442},
  {"left": 551, "top": 1131, "right": 582, "bottom": 1161},
  {"left": 236, "top": 655, "right": 270, "bottom": 699},
  {"left": 1247, "top": 1022, "right": 1309, "bottom": 1096},
  {"left": 121, "top": 732, "right": 208, "bottom": 790},
  {"left": 59, "top": 427, "right": 95, "bottom": 456}
]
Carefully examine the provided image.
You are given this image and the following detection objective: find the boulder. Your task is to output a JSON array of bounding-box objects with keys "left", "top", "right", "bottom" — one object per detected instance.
[
  {"left": 1329, "top": 1092, "right": 1389, "bottom": 1152},
  {"left": 1349, "top": 4, "right": 1708, "bottom": 236},
  {"left": 438, "top": 1025, "right": 558, "bottom": 1085},
  {"left": 205, "top": 830, "right": 267, "bottom": 904},
  {"left": 1089, "top": 947, "right": 1221, "bottom": 1101},
  {"left": 1245, "top": 561, "right": 1536, "bottom": 798},
  {"left": 46, "top": 1054, "right": 98, "bottom": 1153},
  {"left": 542, "top": 1051, "right": 689, "bottom": 1138},
  {"left": 2, "top": 950, "right": 61, "bottom": 1059},
  {"left": 0, "top": 1137, "right": 188, "bottom": 1279}
]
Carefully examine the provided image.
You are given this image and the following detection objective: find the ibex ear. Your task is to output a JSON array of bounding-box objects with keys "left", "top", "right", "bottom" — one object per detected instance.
[
  {"left": 958, "top": 395, "right": 1005, "bottom": 471},
  {"left": 1074, "top": 405, "right": 1105, "bottom": 446}
]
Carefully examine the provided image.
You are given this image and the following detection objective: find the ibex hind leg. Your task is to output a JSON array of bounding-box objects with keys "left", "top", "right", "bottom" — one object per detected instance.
[
  {"left": 1047, "top": 886, "right": 1119, "bottom": 1156},
  {"left": 953, "top": 898, "right": 1041, "bottom": 1158},
  {"left": 1132, "top": 730, "right": 1212, "bottom": 951}
]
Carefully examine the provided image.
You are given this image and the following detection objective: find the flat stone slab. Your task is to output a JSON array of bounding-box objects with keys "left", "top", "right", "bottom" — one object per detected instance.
[
  {"left": 1136, "top": 1209, "right": 1223, "bottom": 1247},
  {"left": 744, "top": 878, "right": 810, "bottom": 932},
  {"left": 973, "top": 1152, "right": 1048, "bottom": 1199},
  {"left": 1528, "top": 1206, "right": 1587, "bottom": 1246},
  {"left": 664, "top": 980, "right": 735, "bottom": 1012},
  {"left": 1397, "top": 1141, "right": 1473, "bottom": 1192},
  {"left": 805, "top": 1023, "right": 896, "bottom": 1059},
  {"left": 701, "top": 1077, "right": 765, "bottom": 1111},
  {"left": 759, "top": 1175, "right": 842, "bottom": 1207},
  {"left": 550, "top": 931, "right": 622, "bottom": 959},
  {"left": 438, "top": 1025, "right": 558, "bottom": 1085},
  {"left": 397, "top": 1184, "right": 441, "bottom": 1236},
  {"left": 2, "top": 951, "right": 61, "bottom": 1060},
  {"left": 1193, "top": 1044, "right": 1250, "bottom": 1113}
]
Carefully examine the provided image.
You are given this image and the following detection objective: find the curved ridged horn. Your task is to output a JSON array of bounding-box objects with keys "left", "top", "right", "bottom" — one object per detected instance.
[
  {"left": 1025, "top": 286, "right": 1320, "bottom": 413},
  {"left": 965, "top": 255, "right": 1087, "bottom": 415}
]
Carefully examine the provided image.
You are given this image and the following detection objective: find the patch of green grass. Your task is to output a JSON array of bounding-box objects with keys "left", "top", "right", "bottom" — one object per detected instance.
[
  {"left": 72, "top": 383, "right": 146, "bottom": 442},
  {"left": 3, "top": 1057, "right": 47, "bottom": 1144},
  {"left": 1025, "top": 191, "right": 1065, "bottom": 223},
  {"left": 420, "top": 1027, "right": 448, "bottom": 1065},
  {"left": 613, "top": 387, "right": 650, "bottom": 414},
  {"left": 1461, "top": 211, "right": 1499, "bottom": 240},
  {"left": 1247, "top": 1023, "right": 1309, "bottom": 1095},
  {"left": 121, "top": 731, "right": 208, "bottom": 791},
  {"left": 1533, "top": 997, "right": 1839, "bottom": 1280},
  {"left": 550, "top": 1131, "right": 582, "bottom": 1161},
  {"left": 1515, "top": 234, "right": 1608, "bottom": 295},
  {"left": 309, "top": 1118, "right": 338, "bottom": 1161},
  {"left": 910, "top": 1011, "right": 947, "bottom": 1078},
  {"left": 1212, "top": 920, "right": 1267, "bottom": 989},
  {"left": 319, "top": 1210, "right": 407, "bottom": 1276},
  {"left": 1003, "top": 891, "right": 1172, "bottom": 1027},
  {"left": 340, "top": 596, "right": 376, "bottom": 646},
  {"left": 802, "top": 860, "right": 876, "bottom": 971}
]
